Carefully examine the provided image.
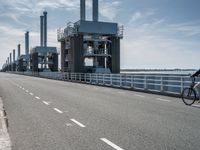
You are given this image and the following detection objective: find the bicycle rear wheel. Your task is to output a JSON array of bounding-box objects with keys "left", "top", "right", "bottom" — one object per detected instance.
[{"left": 181, "top": 88, "right": 196, "bottom": 106}]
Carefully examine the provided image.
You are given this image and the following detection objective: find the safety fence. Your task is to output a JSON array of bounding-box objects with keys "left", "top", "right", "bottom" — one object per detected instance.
[{"left": 9, "top": 71, "right": 196, "bottom": 96}]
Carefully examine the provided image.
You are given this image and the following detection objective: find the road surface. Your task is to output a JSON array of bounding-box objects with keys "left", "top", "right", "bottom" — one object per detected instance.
[{"left": 0, "top": 73, "right": 200, "bottom": 150}]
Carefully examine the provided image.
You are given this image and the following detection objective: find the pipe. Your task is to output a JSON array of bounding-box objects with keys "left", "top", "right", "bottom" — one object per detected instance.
[
  {"left": 18, "top": 44, "right": 21, "bottom": 58},
  {"left": 80, "top": 0, "right": 86, "bottom": 21},
  {"left": 25, "top": 31, "right": 29, "bottom": 55},
  {"left": 93, "top": 0, "right": 98, "bottom": 22},
  {"left": 40, "top": 16, "right": 44, "bottom": 46},
  {"left": 13, "top": 49, "right": 15, "bottom": 62},
  {"left": 43, "top": 11, "right": 47, "bottom": 47}
]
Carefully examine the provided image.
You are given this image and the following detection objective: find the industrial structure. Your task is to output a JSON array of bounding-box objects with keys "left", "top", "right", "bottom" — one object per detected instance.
[
  {"left": 1, "top": 1, "right": 122, "bottom": 74},
  {"left": 57, "top": 0, "right": 123, "bottom": 73},
  {"left": 30, "top": 11, "right": 58, "bottom": 72},
  {"left": 1, "top": 11, "right": 58, "bottom": 72},
  {"left": 16, "top": 32, "right": 30, "bottom": 72}
]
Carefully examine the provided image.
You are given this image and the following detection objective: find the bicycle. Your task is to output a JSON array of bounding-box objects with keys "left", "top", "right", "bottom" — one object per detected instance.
[{"left": 181, "top": 76, "right": 199, "bottom": 105}]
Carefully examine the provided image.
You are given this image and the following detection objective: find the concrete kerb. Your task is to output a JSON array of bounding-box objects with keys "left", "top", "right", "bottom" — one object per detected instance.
[{"left": 0, "top": 97, "right": 11, "bottom": 150}]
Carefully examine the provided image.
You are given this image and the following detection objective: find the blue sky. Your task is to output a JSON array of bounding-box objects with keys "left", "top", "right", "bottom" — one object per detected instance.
[{"left": 0, "top": 0, "right": 200, "bottom": 69}]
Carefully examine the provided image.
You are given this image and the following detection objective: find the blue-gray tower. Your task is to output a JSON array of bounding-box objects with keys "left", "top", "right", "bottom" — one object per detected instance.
[{"left": 58, "top": 0, "right": 123, "bottom": 73}]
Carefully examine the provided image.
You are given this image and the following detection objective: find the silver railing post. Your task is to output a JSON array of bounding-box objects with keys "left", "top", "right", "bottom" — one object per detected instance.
[
  {"left": 144, "top": 75, "right": 147, "bottom": 90},
  {"left": 96, "top": 74, "right": 98, "bottom": 84},
  {"left": 110, "top": 74, "right": 113, "bottom": 85},
  {"left": 84, "top": 73, "right": 86, "bottom": 82},
  {"left": 181, "top": 76, "right": 184, "bottom": 93},
  {"left": 161, "top": 76, "right": 164, "bottom": 92},
  {"left": 103, "top": 74, "right": 105, "bottom": 85},
  {"left": 120, "top": 74, "right": 122, "bottom": 87},
  {"left": 131, "top": 75, "right": 134, "bottom": 88}
]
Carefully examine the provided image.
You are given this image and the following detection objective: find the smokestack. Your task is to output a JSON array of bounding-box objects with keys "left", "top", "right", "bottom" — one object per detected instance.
[
  {"left": 25, "top": 31, "right": 29, "bottom": 55},
  {"left": 43, "top": 11, "right": 47, "bottom": 47},
  {"left": 7, "top": 57, "right": 9, "bottom": 65},
  {"left": 10, "top": 53, "right": 12, "bottom": 64},
  {"left": 40, "top": 15, "right": 44, "bottom": 46},
  {"left": 18, "top": 44, "right": 21, "bottom": 58},
  {"left": 13, "top": 49, "right": 15, "bottom": 62},
  {"left": 80, "top": 0, "right": 86, "bottom": 20},
  {"left": 93, "top": 0, "right": 99, "bottom": 22}
]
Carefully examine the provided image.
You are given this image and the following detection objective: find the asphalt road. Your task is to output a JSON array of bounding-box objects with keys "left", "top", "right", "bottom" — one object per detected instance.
[{"left": 0, "top": 73, "right": 200, "bottom": 150}]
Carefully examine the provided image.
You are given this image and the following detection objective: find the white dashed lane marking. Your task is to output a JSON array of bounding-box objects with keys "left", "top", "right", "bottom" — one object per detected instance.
[
  {"left": 53, "top": 108, "right": 63, "bottom": 114},
  {"left": 100, "top": 138, "right": 125, "bottom": 150},
  {"left": 192, "top": 104, "right": 200, "bottom": 107},
  {"left": 43, "top": 101, "right": 50, "bottom": 105},
  {"left": 70, "top": 119, "right": 86, "bottom": 128},
  {"left": 118, "top": 91, "right": 125, "bottom": 94},
  {"left": 156, "top": 98, "right": 171, "bottom": 102},
  {"left": 35, "top": 96, "right": 40, "bottom": 100},
  {"left": 29, "top": 93, "right": 34, "bottom": 96},
  {"left": 135, "top": 94, "right": 145, "bottom": 98}
]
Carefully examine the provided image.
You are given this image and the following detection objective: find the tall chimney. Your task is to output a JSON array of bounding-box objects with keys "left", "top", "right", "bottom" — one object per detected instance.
[
  {"left": 10, "top": 53, "right": 12, "bottom": 64},
  {"left": 25, "top": 31, "right": 29, "bottom": 55},
  {"left": 40, "top": 15, "right": 44, "bottom": 46},
  {"left": 93, "top": 0, "right": 99, "bottom": 22},
  {"left": 8, "top": 57, "right": 9, "bottom": 65},
  {"left": 13, "top": 49, "right": 15, "bottom": 62},
  {"left": 43, "top": 11, "right": 47, "bottom": 47},
  {"left": 80, "top": 0, "right": 86, "bottom": 21},
  {"left": 18, "top": 44, "right": 21, "bottom": 58}
]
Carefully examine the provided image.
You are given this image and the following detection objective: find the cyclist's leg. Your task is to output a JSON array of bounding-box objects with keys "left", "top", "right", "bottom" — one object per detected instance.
[{"left": 194, "top": 82, "right": 200, "bottom": 102}]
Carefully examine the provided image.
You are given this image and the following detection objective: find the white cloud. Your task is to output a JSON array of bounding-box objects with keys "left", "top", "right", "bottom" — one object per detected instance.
[
  {"left": 99, "top": 1, "right": 121, "bottom": 21},
  {"left": 129, "top": 10, "right": 155, "bottom": 23},
  {"left": 130, "top": 12, "right": 143, "bottom": 22},
  {"left": 121, "top": 17, "right": 200, "bottom": 69}
]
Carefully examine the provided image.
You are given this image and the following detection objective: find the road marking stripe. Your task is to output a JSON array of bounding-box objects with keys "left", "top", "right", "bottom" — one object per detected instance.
[
  {"left": 35, "top": 96, "right": 40, "bottom": 100},
  {"left": 192, "top": 104, "right": 200, "bottom": 107},
  {"left": 156, "top": 98, "right": 171, "bottom": 102},
  {"left": 70, "top": 119, "right": 86, "bottom": 128},
  {"left": 29, "top": 93, "right": 34, "bottom": 96},
  {"left": 118, "top": 91, "right": 125, "bottom": 94},
  {"left": 66, "top": 123, "right": 73, "bottom": 127},
  {"left": 135, "top": 94, "right": 145, "bottom": 98},
  {"left": 43, "top": 101, "right": 49, "bottom": 105},
  {"left": 54, "top": 108, "right": 63, "bottom": 114},
  {"left": 25, "top": 90, "right": 29, "bottom": 93},
  {"left": 100, "top": 138, "right": 125, "bottom": 150},
  {"left": 22, "top": 88, "right": 25, "bottom": 90}
]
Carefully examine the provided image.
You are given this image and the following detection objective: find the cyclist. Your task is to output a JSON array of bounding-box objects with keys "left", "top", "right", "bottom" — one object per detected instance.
[{"left": 191, "top": 69, "right": 200, "bottom": 103}]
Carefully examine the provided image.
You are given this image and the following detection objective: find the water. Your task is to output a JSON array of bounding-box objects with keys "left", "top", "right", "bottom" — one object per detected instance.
[{"left": 121, "top": 70, "right": 195, "bottom": 76}]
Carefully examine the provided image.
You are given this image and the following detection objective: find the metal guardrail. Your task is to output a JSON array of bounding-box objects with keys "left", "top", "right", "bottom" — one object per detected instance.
[{"left": 9, "top": 71, "right": 195, "bottom": 96}]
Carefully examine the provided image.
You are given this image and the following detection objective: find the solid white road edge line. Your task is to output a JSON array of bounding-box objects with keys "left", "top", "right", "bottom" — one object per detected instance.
[
  {"left": 54, "top": 108, "right": 63, "bottom": 114},
  {"left": 100, "top": 138, "right": 125, "bottom": 150},
  {"left": 70, "top": 119, "right": 86, "bottom": 128}
]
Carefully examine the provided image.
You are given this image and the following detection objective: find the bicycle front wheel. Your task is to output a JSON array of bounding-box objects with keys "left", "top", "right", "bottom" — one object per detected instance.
[{"left": 181, "top": 88, "right": 196, "bottom": 106}]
